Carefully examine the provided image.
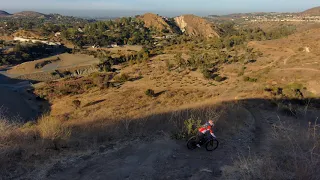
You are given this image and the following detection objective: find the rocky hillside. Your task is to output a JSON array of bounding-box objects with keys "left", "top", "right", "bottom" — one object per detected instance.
[
  {"left": 302, "top": 6, "right": 320, "bottom": 16},
  {"left": 13, "top": 11, "right": 47, "bottom": 18},
  {"left": 138, "top": 13, "right": 173, "bottom": 33},
  {"left": 0, "top": 10, "right": 11, "bottom": 16},
  {"left": 174, "top": 14, "right": 220, "bottom": 38}
]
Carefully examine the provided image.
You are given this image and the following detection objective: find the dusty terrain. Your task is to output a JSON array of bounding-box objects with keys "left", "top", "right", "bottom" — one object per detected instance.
[
  {"left": 301, "top": 6, "right": 320, "bottom": 16},
  {"left": 1, "top": 25, "right": 320, "bottom": 179},
  {"left": 6, "top": 53, "right": 99, "bottom": 76}
]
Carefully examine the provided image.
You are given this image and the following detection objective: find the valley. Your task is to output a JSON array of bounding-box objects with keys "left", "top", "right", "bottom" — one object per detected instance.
[{"left": 1, "top": 5, "right": 320, "bottom": 180}]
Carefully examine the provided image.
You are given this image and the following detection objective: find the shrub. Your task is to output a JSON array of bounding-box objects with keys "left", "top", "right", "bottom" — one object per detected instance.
[
  {"left": 50, "top": 71, "right": 58, "bottom": 76},
  {"left": 228, "top": 117, "right": 320, "bottom": 180},
  {"left": 243, "top": 76, "right": 257, "bottom": 82},
  {"left": 22, "top": 121, "right": 36, "bottom": 129},
  {"left": 37, "top": 116, "right": 71, "bottom": 150},
  {"left": 0, "top": 120, "right": 16, "bottom": 141},
  {"left": 114, "top": 73, "right": 130, "bottom": 83},
  {"left": 145, "top": 89, "right": 155, "bottom": 97},
  {"left": 214, "top": 75, "right": 226, "bottom": 82},
  {"left": 165, "top": 59, "right": 174, "bottom": 71},
  {"left": 72, "top": 100, "right": 81, "bottom": 109},
  {"left": 184, "top": 117, "right": 202, "bottom": 137},
  {"left": 62, "top": 71, "right": 72, "bottom": 76},
  {"left": 172, "top": 117, "right": 202, "bottom": 139},
  {"left": 202, "top": 69, "right": 212, "bottom": 79}
]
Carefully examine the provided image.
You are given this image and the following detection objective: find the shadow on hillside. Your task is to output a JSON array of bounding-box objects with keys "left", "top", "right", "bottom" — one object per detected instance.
[
  {"left": 3, "top": 96, "right": 320, "bottom": 179},
  {"left": 0, "top": 73, "right": 50, "bottom": 122},
  {"left": 71, "top": 97, "right": 320, "bottom": 147},
  {"left": 3, "top": 45, "right": 71, "bottom": 67}
]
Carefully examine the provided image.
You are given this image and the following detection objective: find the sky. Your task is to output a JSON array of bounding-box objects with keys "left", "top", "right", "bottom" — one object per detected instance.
[{"left": 1, "top": 0, "right": 319, "bottom": 17}]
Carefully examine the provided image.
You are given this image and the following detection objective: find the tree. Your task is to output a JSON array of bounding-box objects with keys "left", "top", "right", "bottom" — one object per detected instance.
[{"left": 14, "top": 43, "right": 23, "bottom": 52}]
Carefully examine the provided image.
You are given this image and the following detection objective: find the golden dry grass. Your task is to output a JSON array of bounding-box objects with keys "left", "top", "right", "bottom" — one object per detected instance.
[
  {"left": 2, "top": 27, "right": 320, "bottom": 179},
  {"left": 37, "top": 115, "right": 71, "bottom": 142},
  {"left": 7, "top": 53, "right": 100, "bottom": 75}
]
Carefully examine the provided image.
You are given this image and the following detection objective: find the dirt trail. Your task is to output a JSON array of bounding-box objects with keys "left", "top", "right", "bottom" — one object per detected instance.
[
  {"left": 275, "top": 68, "right": 320, "bottom": 72},
  {"left": 247, "top": 107, "right": 273, "bottom": 154},
  {"left": 31, "top": 138, "right": 233, "bottom": 180},
  {"left": 24, "top": 106, "right": 269, "bottom": 180}
]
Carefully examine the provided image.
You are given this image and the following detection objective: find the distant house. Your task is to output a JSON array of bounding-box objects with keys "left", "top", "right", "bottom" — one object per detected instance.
[
  {"left": 78, "top": 28, "right": 84, "bottom": 33},
  {"left": 111, "top": 43, "right": 118, "bottom": 48},
  {"left": 55, "top": 32, "right": 61, "bottom": 37},
  {"left": 92, "top": 44, "right": 100, "bottom": 49}
]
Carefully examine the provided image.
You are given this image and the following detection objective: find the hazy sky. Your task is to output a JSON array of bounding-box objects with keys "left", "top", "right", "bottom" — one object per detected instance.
[{"left": 1, "top": 0, "right": 319, "bottom": 17}]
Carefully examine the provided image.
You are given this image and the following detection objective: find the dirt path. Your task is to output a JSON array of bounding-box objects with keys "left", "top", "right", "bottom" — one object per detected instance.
[
  {"left": 283, "top": 48, "right": 295, "bottom": 65},
  {"left": 275, "top": 68, "right": 320, "bottom": 72},
  {"left": 30, "top": 138, "right": 235, "bottom": 180},
  {"left": 247, "top": 107, "right": 273, "bottom": 154},
  {"left": 24, "top": 106, "right": 266, "bottom": 180}
]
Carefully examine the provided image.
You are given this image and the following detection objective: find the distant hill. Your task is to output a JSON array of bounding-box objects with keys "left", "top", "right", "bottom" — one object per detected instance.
[
  {"left": 12, "top": 30, "right": 44, "bottom": 39},
  {"left": 302, "top": 6, "right": 320, "bottom": 16},
  {"left": 174, "top": 15, "right": 220, "bottom": 38},
  {"left": 13, "top": 11, "right": 47, "bottom": 18},
  {"left": 138, "top": 13, "right": 173, "bottom": 33},
  {"left": 0, "top": 10, "right": 11, "bottom": 16}
]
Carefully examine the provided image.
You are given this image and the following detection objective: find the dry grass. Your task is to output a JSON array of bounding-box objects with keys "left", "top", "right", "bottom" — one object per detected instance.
[
  {"left": 0, "top": 107, "right": 22, "bottom": 147},
  {"left": 7, "top": 53, "right": 100, "bottom": 75},
  {"left": 37, "top": 115, "right": 71, "bottom": 150},
  {"left": 0, "top": 120, "right": 17, "bottom": 147},
  {"left": 228, "top": 115, "right": 320, "bottom": 180},
  {"left": 2, "top": 27, "right": 320, "bottom": 178}
]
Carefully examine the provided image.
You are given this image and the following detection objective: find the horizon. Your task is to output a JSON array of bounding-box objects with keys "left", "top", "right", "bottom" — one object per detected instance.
[{"left": 1, "top": 0, "right": 319, "bottom": 17}]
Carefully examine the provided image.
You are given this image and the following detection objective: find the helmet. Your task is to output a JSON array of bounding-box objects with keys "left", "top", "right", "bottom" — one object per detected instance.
[{"left": 208, "top": 120, "right": 214, "bottom": 126}]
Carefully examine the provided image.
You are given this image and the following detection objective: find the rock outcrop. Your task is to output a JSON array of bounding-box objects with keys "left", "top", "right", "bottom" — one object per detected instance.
[
  {"left": 138, "top": 13, "right": 173, "bottom": 32},
  {"left": 174, "top": 15, "right": 220, "bottom": 38}
]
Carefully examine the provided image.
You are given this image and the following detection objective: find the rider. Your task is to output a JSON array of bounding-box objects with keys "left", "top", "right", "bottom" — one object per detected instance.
[{"left": 195, "top": 120, "right": 216, "bottom": 148}]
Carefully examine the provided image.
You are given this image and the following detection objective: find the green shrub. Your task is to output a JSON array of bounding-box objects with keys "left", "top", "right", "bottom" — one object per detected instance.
[
  {"left": 165, "top": 59, "right": 174, "bottom": 71},
  {"left": 62, "top": 71, "right": 72, "bottom": 76},
  {"left": 202, "top": 69, "right": 212, "bottom": 79},
  {"left": 72, "top": 100, "right": 81, "bottom": 109},
  {"left": 214, "top": 75, "right": 225, "bottom": 82},
  {"left": 114, "top": 73, "right": 130, "bottom": 83},
  {"left": 243, "top": 76, "right": 257, "bottom": 82},
  {"left": 184, "top": 118, "right": 202, "bottom": 137},
  {"left": 145, "top": 89, "right": 155, "bottom": 97},
  {"left": 50, "top": 71, "right": 58, "bottom": 76}
]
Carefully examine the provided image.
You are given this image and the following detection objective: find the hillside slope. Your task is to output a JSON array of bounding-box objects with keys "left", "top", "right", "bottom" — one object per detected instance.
[
  {"left": 0, "top": 10, "right": 11, "bottom": 16},
  {"left": 13, "top": 11, "right": 46, "bottom": 18},
  {"left": 138, "top": 13, "right": 173, "bottom": 33},
  {"left": 302, "top": 6, "right": 320, "bottom": 16},
  {"left": 174, "top": 15, "right": 220, "bottom": 38}
]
